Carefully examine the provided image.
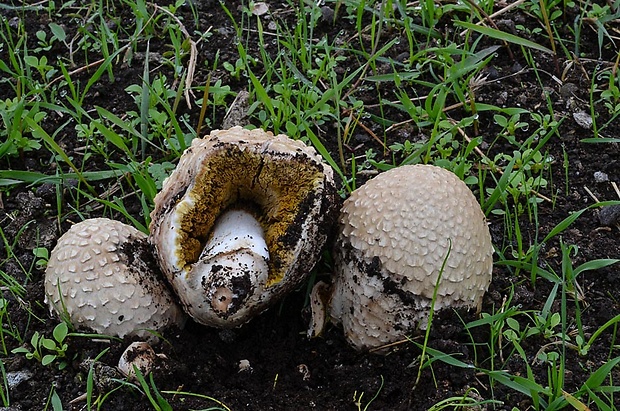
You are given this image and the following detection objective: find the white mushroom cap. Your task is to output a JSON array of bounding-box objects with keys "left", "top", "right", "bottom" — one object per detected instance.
[
  {"left": 330, "top": 164, "right": 493, "bottom": 351},
  {"left": 149, "top": 126, "right": 337, "bottom": 327},
  {"left": 45, "top": 218, "right": 186, "bottom": 339},
  {"left": 118, "top": 341, "right": 159, "bottom": 379}
]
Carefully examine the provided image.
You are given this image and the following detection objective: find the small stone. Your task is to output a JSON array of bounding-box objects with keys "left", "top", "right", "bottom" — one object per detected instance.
[
  {"left": 35, "top": 183, "right": 57, "bottom": 202},
  {"left": 321, "top": 6, "right": 334, "bottom": 22},
  {"left": 496, "top": 19, "right": 516, "bottom": 34},
  {"left": 594, "top": 171, "right": 609, "bottom": 183},
  {"left": 560, "top": 83, "right": 578, "bottom": 99},
  {"left": 573, "top": 111, "right": 593, "bottom": 129},
  {"left": 9, "top": 17, "right": 20, "bottom": 29},
  {"left": 6, "top": 370, "right": 33, "bottom": 389},
  {"left": 80, "top": 359, "right": 122, "bottom": 392},
  {"left": 496, "top": 91, "right": 508, "bottom": 106},
  {"left": 484, "top": 66, "right": 500, "bottom": 80},
  {"left": 599, "top": 205, "right": 620, "bottom": 227},
  {"left": 251, "top": 2, "right": 269, "bottom": 16},
  {"left": 297, "top": 364, "right": 311, "bottom": 381}
]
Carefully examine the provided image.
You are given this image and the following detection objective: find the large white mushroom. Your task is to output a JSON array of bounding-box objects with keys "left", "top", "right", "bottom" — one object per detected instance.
[
  {"left": 149, "top": 126, "right": 337, "bottom": 327},
  {"left": 45, "top": 218, "right": 185, "bottom": 339},
  {"left": 329, "top": 164, "right": 493, "bottom": 351}
]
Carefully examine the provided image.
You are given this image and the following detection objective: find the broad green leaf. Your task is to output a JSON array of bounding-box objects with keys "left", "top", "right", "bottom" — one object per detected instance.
[
  {"left": 41, "top": 338, "right": 57, "bottom": 351},
  {"left": 48, "top": 22, "right": 66, "bottom": 42},
  {"left": 53, "top": 323, "right": 68, "bottom": 343},
  {"left": 42, "top": 354, "right": 56, "bottom": 366}
]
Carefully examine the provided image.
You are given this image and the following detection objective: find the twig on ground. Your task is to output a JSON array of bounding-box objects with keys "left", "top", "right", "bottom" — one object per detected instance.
[
  {"left": 583, "top": 186, "right": 600, "bottom": 203},
  {"left": 612, "top": 181, "right": 620, "bottom": 199}
]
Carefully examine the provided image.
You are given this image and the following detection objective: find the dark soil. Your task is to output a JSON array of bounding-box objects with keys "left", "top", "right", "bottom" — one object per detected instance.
[{"left": 1, "top": 1, "right": 620, "bottom": 410}]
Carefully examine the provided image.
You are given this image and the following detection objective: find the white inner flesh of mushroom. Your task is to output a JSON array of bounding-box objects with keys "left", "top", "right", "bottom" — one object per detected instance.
[
  {"left": 199, "top": 209, "right": 269, "bottom": 262},
  {"left": 197, "top": 209, "right": 270, "bottom": 315},
  {"left": 163, "top": 207, "right": 270, "bottom": 321}
]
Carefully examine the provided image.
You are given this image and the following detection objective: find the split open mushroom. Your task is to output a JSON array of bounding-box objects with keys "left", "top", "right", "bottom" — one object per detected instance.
[
  {"left": 329, "top": 164, "right": 493, "bottom": 351},
  {"left": 149, "top": 126, "right": 337, "bottom": 328},
  {"left": 45, "top": 218, "right": 185, "bottom": 339}
]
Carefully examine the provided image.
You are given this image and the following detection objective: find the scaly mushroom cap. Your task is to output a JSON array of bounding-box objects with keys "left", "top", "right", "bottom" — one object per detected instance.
[
  {"left": 149, "top": 126, "right": 337, "bottom": 327},
  {"left": 45, "top": 218, "right": 185, "bottom": 339},
  {"left": 330, "top": 164, "right": 493, "bottom": 351}
]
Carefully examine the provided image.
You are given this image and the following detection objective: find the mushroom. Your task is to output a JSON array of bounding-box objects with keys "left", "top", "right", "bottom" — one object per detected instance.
[
  {"left": 329, "top": 164, "right": 493, "bottom": 351},
  {"left": 118, "top": 341, "right": 160, "bottom": 379},
  {"left": 149, "top": 126, "right": 337, "bottom": 327},
  {"left": 45, "top": 218, "right": 185, "bottom": 339}
]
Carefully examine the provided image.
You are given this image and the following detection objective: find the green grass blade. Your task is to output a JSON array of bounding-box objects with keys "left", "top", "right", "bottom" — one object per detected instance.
[
  {"left": 585, "top": 316, "right": 620, "bottom": 351},
  {"left": 482, "top": 154, "right": 517, "bottom": 215},
  {"left": 140, "top": 41, "right": 150, "bottom": 158},
  {"left": 573, "top": 259, "right": 620, "bottom": 277},
  {"left": 304, "top": 128, "right": 350, "bottom": 193},
  {"left": 455, "top": 21, "right": 554, "bottom": 54},
  {"left": 160, "top": 390, "right": 231, "bottom": 411},
  {"left": 91, "top": 121, "right": 134, "bottom": 158},
  {"left": 24, "top": 117, "right": 95, "bottom": 194},
  {"left": 412, "top": 344, "right": 475, "bottom": 369},
  {"left": 0, "top": 170, "right": 121, "bottom": 186},
  {"left": 543, "top": 201, "right": 620, "bottom": 243},
  {"left": 248, "top": 69, "right": 275, "bottom": 118},
  {"left": 581, "top": 138, "right": 620, "bottom": 143},
  {"left": 486, "top": 370, "right": 549, "bottom": 403},
  {"left": 580, "top": 357, "right": 620, "bottom": 392},
  {"left": 446, "top": 46, "right": 499, "bottom": 83},
  {"left": 583, "top": 385, "right": 614, "bottom": 411},
  {"left": 95, "top": 107, "right": 140, "bottom": 137},
  {"left": 542, "top": 208, "right": 588, "bottom": 243},
  {"left": 79, "top": 45, "right": 129, "bottom": 106},
  {"left": 133, "top": 367, "right": 161, "bottom": 411},
  {"left": 0, "top": 359, "right": 8, "bottom": 406}
]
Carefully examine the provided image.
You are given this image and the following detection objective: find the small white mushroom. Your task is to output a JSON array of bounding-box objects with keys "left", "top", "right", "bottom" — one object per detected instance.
[
  {"left": 329, "top": 164, "right": 493, "bottom": 351},
  {"left": 44, "top": 218, "right": 186, "bottom": 339},
  {"left": 149, "top": 126, "right": 337, "bottom": 327},
  {"left": 118, "top": 341, "right": 159, "bottom": 379},
  {"left": 238, "top": 359, "right": 252, "bottom": 373}
]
